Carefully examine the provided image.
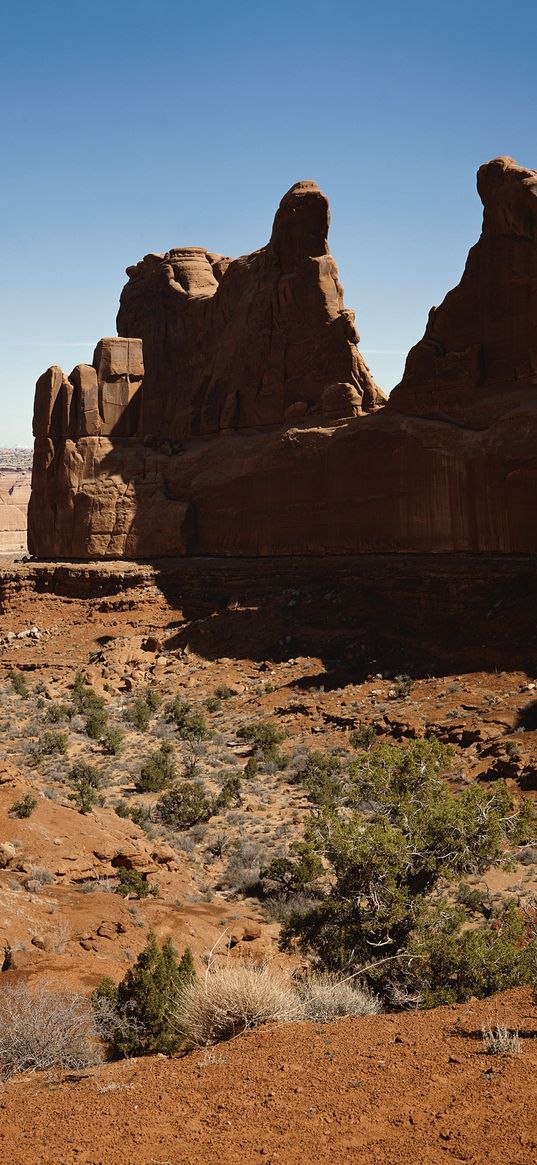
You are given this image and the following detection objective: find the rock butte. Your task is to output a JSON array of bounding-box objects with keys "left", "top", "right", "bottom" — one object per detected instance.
[{"left": 28, "top": 157, "right": 537, "bottom": 558}]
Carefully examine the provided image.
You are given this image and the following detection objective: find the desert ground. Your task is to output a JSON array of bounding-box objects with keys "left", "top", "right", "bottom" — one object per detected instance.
[{"left": 1, "top": 562, "right": 536, "bottom": 1163}]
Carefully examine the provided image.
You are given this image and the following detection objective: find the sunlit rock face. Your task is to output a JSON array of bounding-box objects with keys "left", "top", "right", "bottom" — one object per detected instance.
[{"left": 28, "top": 159, "right": 537, "bottom": 559}]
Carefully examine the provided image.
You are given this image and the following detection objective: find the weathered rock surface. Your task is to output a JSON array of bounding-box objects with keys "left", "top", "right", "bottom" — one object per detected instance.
[
  {"left": 0, "top": 469, "right": 31, "bottom": 554},
  {"left": 28, "top": 158, "right": 537, "bottom": 558}
]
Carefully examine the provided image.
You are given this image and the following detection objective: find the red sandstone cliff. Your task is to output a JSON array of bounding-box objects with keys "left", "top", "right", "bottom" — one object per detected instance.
[{"left": 28, "top": 158, "right": 537, "bottom": 559}]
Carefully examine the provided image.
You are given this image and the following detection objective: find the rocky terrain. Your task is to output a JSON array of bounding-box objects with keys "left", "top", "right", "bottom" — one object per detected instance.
[{"left": 1, "top": 568, "right": 537, "bottom": 1161}]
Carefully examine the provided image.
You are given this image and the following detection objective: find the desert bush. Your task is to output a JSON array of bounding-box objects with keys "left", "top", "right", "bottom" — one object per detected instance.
[
  {"left": 244, "top": 756, "right": 258, "bottom": 779},
  {"left": 292, "top": 750, "right": 344, "bottom": 808},
  {"left": 68, "top": 759, "right": 102, "bottom": 814},
  {"left": 45, "top": 702, "right": 71, "bottom": 724},
  {"left": 213, "top": 772, "right": 243, "bottom": 812},
  {"left": 280, "top": 739, "right": 537, "bottom": 1006},
  {"left": 71, "top": 673, "right": 106, "bottom": 716},
  {"left": 298, "top": 973, "right": 380, "bottom": 1021},
  {"left": 178, "top": 962, "right": 301, "bottom": 1045},
  {"left": 215, "top": 684, "right": 233, "bottom": 700},
  {"left": 144, "top": 688, "right": 161, "bottom": 713},
  {"left": 223, "top": 840, "right": 269, "bottom": 895},
  {"left": 93, "top": 931, "right": 195, "bottom": 1057},
  {"left": 101, "top": 726, "right": 124, "bottom": 756},
  {"left": 115, "top": 800, "right": 147, "bottom": 827},
  {"left": 10, "top": 793, "right": 37, "bottom": 819},
  {"left": 237, "top": 720, "right": 284, "bottom": 761},
  {"left": 156, "top": 780, "right": 213, "bottom": 829},
  {"left": 135, "top": 742, "right": 176, "bottom": 793},
  {"left": 166, "top": 697, "right": 207, "bottom": 742},
  {"left": 31, "top": 729, "right": 68, "bottom": 763},
  {"left": 349, "top": 725, "right": 376, "bottom": 750},
  {"left": 481, "top": 1023, "right": 521, "bottom": 1055},
  {"left": 0, "top": 983, "right": 100, "bottom": 1077},
  {"left": 124, "top": 697, "right": 152, "bottom": 733},
  {"left": 114, "top": 868, "right": 159, "bottom": 899},
  {"left": 8, "top": 670, "right": 29, "bottom": 699},
  {"left": 85, "top": 705, "right": 109, "bottom": 740},
  {"left": 260, "top": 843, "right": 323, "bottom": 898}
]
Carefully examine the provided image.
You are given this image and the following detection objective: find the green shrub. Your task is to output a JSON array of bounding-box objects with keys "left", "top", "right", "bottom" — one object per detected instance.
[
  {"left": 237, "top": 720, "right": 284, "bottom": 760},
  {"left": 85, "top": 706, "right": 109, "bottom": 740},
  {"left": 31, "top": 729, "right": 68, "bottom": 763},
  {"left": 124, "top": 697, "right": 152, "bottom": 733},
  {"left": 244, "top": 756, "right": 258, "bottom": 779},
  {"left": 292, "top": 751, "right": 344, "bottom": 808},
  {"left": 215, "top": 684, "right": 233, "bottom": 701},
  {"left": 349, "top": 725, "right": 376, "bottom": 749},
  {"left": 280, "top": 739, "right": 537, "bottom": 1006},
  {"left": 102, "top": 727, "right": 124, "bottom": 756},
  {"left": 261, "top": 842, "right": 323, "bottom": 898},
  {"left": 114, "top": 868, "right": 159, "bottom": 899},
  {"left": 8, "top": 670, "right": 29, "bottom": 699},
  {"left": 135, "top": 743, "right": 176, "bottom": 793},
  {"left": 45, "top": 702, "right": 71, "bottom": 724},
  {"left": 157, "top": 780, "right": 213, "bottom": 830},
  {"left": 71, "top": 673, "right": 106, "bottom": 717},
  {"left": 166, "top": 697, "right": 207, "bottom": 742},
  {"left": 10, "top": 793, "right": 37, "bottom": 819},
  {"left": 93, "top": 931, "right": 196, "bottom": 1057},
  {"left": 213, "top": 773, "right": 242, "bottom": 812},
  {"left": 115, "top": 800, "right": 147, "bottom": 828},
  {"left": 144, "top": 688, "right": 161, "bottom": 713},
  {"left": 68, "top": 760, "right": 102, "bottom": 814}
]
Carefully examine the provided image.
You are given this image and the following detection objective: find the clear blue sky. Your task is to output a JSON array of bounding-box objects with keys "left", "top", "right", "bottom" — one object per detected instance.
[{"left": 1, "top": 0, "right": 537, "bottom": 445}]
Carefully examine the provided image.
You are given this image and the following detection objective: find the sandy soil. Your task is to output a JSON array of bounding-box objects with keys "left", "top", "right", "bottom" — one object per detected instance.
[{"left": 0, "top": 989, "right": 536, "bottom": 1165}]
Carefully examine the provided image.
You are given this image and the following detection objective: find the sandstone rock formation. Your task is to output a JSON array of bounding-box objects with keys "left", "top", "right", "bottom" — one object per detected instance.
[
  {"left": 28, "top": 158, "right": 537, "bottom": 558},
  {"left": 0, "top": 470, "right": 31, "bottom": 554}
]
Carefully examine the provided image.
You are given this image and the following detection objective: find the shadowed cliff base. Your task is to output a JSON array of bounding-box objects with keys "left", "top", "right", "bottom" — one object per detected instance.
[{"left": 5, "top": 555, "right": 537, "bottom": 678}]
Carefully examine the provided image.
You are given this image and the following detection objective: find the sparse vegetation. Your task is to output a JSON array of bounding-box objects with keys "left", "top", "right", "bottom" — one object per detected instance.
[
  {"left": 135, "top": 742, "right": 176, "bottom": 793},
  {"left": 101, "top": 726, "right": 124, "bottom": 756},
  {"left": 8, "top": 670, "right": 29, "bottom": 699},
  {"left": 67, "top": 759, "right": 102, "bottom": 814},
  {"left": 297, "top": 973, "right": 380, "bottom": 1021},
  {"left": 481, "top": 1024, "right": 522, "bottom": 1055},
  {"left": 166, "top": 696, "right": 207, "bottom": 741},
  {"left": 237, "top": 720, "right": 284, "bottom": 760},
  {"left": 156, "top": 780, "right": 213, "bottom": 829},
  {"left": 10, "top": 793, "right": 37, "bottom": 818},
  {"left": 124, "top": 696, "right": 153, "bottom": 733},
  {"left": 114, "top": 868, "right": 159, "bottom": 899},
  {"left": 31, "top": 728, "right": 68, "bottom": 763},
  {"left": 0, "top": 984, "right": 100, "bottom": 1077}
]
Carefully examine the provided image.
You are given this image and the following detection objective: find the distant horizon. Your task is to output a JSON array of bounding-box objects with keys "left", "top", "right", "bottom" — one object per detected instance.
[{"left": 2, "top": 0, "right": 537, "bottom": 444}]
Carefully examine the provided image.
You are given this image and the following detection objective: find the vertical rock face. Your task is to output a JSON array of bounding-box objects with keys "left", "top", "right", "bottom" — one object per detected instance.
[
  {"left": 115, "top": 180, "right": 384, "bottom": 440},
  {"left": 390, "top": 156, "right": 537, "bottom": 424},
  {"left": 28, "top": 157, "right": 537, "bottom": 559}
]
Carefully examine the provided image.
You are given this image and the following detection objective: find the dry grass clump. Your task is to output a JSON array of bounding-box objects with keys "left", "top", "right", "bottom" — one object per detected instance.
[
  {"left": 178, "top": 962, "right": 302, "bottom": 1045},
  {"left": 0, "top": 984, "right": 101, "bottom": 1078},
  {"left": 481, "top": 1023, "right": 522, "bottom": 1056},
  {"left": 298, "top": 973, "right": 381, "bottom": 1021}
]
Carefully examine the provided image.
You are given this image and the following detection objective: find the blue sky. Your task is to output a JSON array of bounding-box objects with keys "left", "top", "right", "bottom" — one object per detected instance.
[{"left": 1, "top": 0, "right": 537, "bottom": 444}]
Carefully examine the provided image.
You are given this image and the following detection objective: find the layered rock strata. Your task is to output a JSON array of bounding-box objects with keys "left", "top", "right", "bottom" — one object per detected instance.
[{"left": 29, "top": 158, "right": 537, "bottom": 558}]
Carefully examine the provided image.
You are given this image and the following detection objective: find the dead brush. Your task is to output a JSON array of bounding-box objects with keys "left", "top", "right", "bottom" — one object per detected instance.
[
  {"left": 177, "top": 960, "right": 302, "bottom": 1045},
  {"left": 481, "top": 1023, "right": 522, "bottom": 1056},
  {"left": 0, "top": 983, "right": 101, "bottom": 1078},
  {"left": 297, "top": 972, "right": 381, "bottom": 1021}
]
